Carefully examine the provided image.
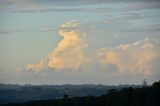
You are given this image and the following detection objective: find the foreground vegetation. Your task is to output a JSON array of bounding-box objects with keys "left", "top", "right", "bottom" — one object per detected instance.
[{"left": 1, "top": 81, "right": 160, "bottom": 106}]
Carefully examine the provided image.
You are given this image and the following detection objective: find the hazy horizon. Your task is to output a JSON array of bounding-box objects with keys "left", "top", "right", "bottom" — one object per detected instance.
[{"left": 0, "top": 0, "right": 160, "bottom": 85}]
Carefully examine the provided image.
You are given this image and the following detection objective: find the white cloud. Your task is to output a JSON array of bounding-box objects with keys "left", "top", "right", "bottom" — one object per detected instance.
[
  {"left": 27, "top": 20, "right": 88, "bottom": 71},
  {"left": 26, "top": 20, "right": 160, "bottom": 75},
  {"left": 47, "top": 20, "right": 88, "bottom": 70},
  {"left": 96, "top": 38, "right": 160, "bottom": 75},
  {"left": 26, "top": 59, "right": 46, "bottom": 72}
]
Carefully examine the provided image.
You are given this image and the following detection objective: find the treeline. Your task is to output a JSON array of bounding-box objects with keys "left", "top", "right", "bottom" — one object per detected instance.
[
  {"left": 0, "top": 83, "right": 138, "bottom": 104},
  {"left": 2, "top": 81, "right": 160, "bottom": 106}
]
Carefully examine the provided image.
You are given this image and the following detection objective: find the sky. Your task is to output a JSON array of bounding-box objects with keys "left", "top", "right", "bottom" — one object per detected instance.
[{"left": 0, "top": 0, "right": 160, "bottom": 85}]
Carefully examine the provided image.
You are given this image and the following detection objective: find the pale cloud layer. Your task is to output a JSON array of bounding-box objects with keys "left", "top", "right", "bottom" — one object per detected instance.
[
  {"left": 1, "top": 0, "right": 160, "bottom": 13},
  {"left": 97, "top": 38, "right": 160, "bottom": 75},
  {"left": 27, "top": 20, "right": 88, "bottom": 71}
]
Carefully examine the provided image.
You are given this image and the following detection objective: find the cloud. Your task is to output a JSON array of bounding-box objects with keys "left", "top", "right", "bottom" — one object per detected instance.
[
  {"left": 26, "top": 19, "right": 160, "bottom": 74},
  {"left": 0, "top": 29, "right": 27, "bottom": 35},
  {"left": 128, "top": 1, "right": 160, "bottom": 10},
  {"left": 0, "top": 31, "right": 11, "bottom": 35},
  {"left": 27, "top": 20, "right": 88, "bottom": 72},
  {"left": 96, "top": 38, "right": 160, "bottom": 75},
  {"left": 1, "top": 0, "right": 159, "bottom": 5},
  {"left": 47, "top": 20, "right": 88, "bottom": 69},
  {"left": 26, "top": 59, "right": 46, "bottom": 72},
  {"left": 11, "top": 7, "right": 88, "bottom": 13},
  {"left": 1, "top": 0, "right": 160, "bottom": 14}
]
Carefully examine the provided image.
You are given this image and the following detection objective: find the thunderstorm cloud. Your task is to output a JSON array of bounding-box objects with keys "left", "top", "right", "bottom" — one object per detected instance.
[{"left": 27, "top": 20, "right": 88, "bottom": 71}]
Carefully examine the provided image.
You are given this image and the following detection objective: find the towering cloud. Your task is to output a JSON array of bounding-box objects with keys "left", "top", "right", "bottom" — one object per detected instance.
[
  {"left": 47, "top": 20, "right": 88, "bottom": 69},
  {"left": 27, "top": 20, "right": 88, "bottom": 71},
  {"left": 96, "top": 38, "right": 160, "bottom": 75}
]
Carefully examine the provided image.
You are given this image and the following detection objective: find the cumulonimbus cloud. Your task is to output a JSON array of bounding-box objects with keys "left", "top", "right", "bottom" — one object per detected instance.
[
  {"left": 96, "top": 38, "right": 160, "bottom": 75},
  {"left": 27, "top": 20, "right": 160, "bottom": 75},
  {"left": 27, "top": 20, "right": 88, "bottom": 72}
]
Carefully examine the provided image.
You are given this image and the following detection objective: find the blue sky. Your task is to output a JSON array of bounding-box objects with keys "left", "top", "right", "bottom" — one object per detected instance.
[{"left": 0, "top": 0, "right": 160, "bottom": 85}]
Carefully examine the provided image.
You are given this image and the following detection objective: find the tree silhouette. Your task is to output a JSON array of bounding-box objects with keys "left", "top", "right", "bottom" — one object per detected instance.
[
  {"left": 142, "top": 79, "right": 147, "bottom": 87},
  {"left": 2, "top": 81, "right": 160, "bottom": 106}
]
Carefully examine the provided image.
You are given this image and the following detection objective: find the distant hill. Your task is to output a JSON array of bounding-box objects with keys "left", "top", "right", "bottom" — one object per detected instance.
[
  {"left": 1, "top": 81, "right": 160, "bottom": 106},
  {"left": 0, "top": 83, "right": 140, "bottom": 104}
]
